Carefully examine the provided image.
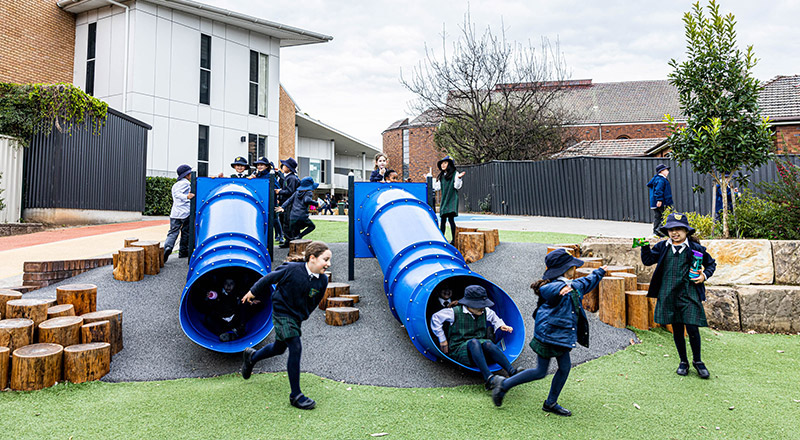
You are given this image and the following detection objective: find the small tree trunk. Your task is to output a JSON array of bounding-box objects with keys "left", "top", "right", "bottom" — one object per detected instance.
[
  {"left": 721, "top": 176, "right": 731, "bottom": 239},
  {"left": 38, "top": 316, "right": 84, "bottom": 347},
  {"left": 63, "top": 342, "right": 111, "bottom": 383}
]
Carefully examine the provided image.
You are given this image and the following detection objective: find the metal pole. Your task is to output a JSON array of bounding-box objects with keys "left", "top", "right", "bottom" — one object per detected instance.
[
  {"left": 426, "top": 174, "right": 434, "bottom": 209},
  {"left": 188, "top": 171, "right": 197, "bottom": 264},
  {"left": 348, "top": 172, "right": 355, "bottom": 281},
  {"left": 267, "top": 171, "right": 275, "bottom": 258}
]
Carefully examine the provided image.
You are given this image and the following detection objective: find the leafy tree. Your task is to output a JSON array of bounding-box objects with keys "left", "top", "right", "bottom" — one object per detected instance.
[
  {"left": 401, "top": 12, "right": 575, "bottom": 163},
  {"left": 664, "top": 0, "right": 774, "bottom": 238}
]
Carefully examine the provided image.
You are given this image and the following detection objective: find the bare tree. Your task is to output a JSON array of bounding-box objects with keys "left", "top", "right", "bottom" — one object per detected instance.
[{"left": 401, "top": 12, "right": 576, "bottom": 163}]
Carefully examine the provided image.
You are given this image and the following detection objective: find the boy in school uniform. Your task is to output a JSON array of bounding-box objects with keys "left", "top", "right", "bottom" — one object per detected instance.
[
  {"left": 276, "top": 157, "right": 300, "bottom": 245},
  {"left": 230, "top": 156, "right": 250, "bottom": 178},
  {"left": 277, "top": 176, "right": 320, "bottom": 247},
  {"left": 163, "top": 164, "right": 195, "bottom": 261},
  {"left": 647, "top": 164, "right": 673, "bottom": 237}
]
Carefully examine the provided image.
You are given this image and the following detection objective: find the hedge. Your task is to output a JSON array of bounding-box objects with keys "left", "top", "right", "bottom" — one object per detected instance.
[{"left": 144, "top": 176, "right": 176, "bottom": 216}]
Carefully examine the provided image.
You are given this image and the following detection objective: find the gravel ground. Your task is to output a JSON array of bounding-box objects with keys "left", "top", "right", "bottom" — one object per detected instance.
[{"left": 25, "top": 242, "right": 636, "bottom": 388}]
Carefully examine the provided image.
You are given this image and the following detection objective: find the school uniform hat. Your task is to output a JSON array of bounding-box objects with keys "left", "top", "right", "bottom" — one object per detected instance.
[
  {"left": 543, "top": 248, "right": 585, "bottom": 280},
  {"left": 176, "top": 164, "right": 192, "bottom": 180},
  {"left": 659, "top": 212, "right": 695, "bottom": 236},
  {"left": 458, "top": 285, "right": 494, "bottom": 309},
  {"left": 297, "top": 176, "right": 319, "bottom": 191},
  {"left": 437, "top": 156, "right": 455, "bottom": 170},
  {"left": 655, "top": 164, "right": 670, "bottom": 174},
  {"left": 231, "top": 156, "right": 249, "bottom": 168},
  {"left": 280, "top": 157, "right": 298, "bottom": 173},
  {"left": 254, "top": 156, "right": 270, "bottom": 166}
]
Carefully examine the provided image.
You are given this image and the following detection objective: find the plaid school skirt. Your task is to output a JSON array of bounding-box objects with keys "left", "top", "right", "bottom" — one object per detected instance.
[{"left": 272, "top": 314, "right": 302, "bottom": 341}]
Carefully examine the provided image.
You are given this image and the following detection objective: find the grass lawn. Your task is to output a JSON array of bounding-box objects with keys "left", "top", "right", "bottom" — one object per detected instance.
[{"left": 2, "top": 329, "right": 797, "bottom": 439}]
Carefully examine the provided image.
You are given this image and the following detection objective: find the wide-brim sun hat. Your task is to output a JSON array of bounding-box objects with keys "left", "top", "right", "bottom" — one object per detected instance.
[
  {"left": 659, "top": 212, "right": 696, "bottom": 236},
  {"left": 655, "top": 164, "right": 670, "bottom": 174},
  {"left": 231, "top": 156, "right": 249, "bottom": 168},
  {"left": 542, "top": 248, "right": 585, "bottom": 280},
  {"left": 297, "top": 176, "right": 319, "bottom": 192},
  {"left": 176, "top": 164, "right": 192, "bottom": 180},
  {"left": 458, "top": 285, "right": 494, "bottom": 309},
  {"left": 280, "top": 157, "right": 298, "bottom": 173},
  {"left": 437, "top": 156, "right": 455, "bottom": 170},
  {"left": 254, "top": 156, "right": 269, "bottom": 166}
]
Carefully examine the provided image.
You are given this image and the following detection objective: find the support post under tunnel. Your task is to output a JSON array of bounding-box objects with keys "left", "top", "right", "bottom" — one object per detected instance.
[{"left": 350, "top": 182, "right": 525, "bottom": 371}]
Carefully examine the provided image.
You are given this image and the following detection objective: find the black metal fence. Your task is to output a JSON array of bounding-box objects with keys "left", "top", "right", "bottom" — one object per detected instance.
[
  {"left": 24, "top": 108, "right": 151, "bottom": 212},
  {"left": 458, "top": 156, "right": 800, "bottom": 223}
]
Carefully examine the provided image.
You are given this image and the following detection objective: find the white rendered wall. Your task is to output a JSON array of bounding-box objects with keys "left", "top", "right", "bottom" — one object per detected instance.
[{"left": 72, "top": 0, "right": 281, "bottom": 177}]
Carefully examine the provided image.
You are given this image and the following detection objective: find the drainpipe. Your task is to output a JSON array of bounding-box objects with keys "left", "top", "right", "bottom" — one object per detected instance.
[{"left": 105, "top": 0, "right": 130, "bottom": 112}]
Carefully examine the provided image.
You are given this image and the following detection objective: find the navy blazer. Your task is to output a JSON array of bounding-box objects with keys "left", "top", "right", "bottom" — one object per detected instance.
[
  {"left": 281, "top": 189, "right": 318, "bottom": 222},
  {"left": 647, "top": 174, "right": 673, "bottom": 208},
  {"left": 369, "top": 169, "right": 385, "bottom": 182},
  {"left": 251, "top": 262, "right": 328, "bottom": 322},
  {"left": 640, "top": 240, "right": 716, "bottom": 301},
  {"left": 278, "top": 173, "right": 300, "bottom": 203},
  {"left": 534, "top": 268, "right": 605, "bottom": 349}
]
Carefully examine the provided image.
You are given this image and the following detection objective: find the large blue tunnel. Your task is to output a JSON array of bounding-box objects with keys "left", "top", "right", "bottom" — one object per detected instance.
[
  {"left": 354, "top": 182, "right": 525, "bottom": 371},
  {"left": 179, "top": 178, "right": 273, "bottom": 353}
]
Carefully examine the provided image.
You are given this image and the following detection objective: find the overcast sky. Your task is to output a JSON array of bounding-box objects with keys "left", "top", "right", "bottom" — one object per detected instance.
[{"left": 205, "top": 0, "right": 800, "bottom": 148}]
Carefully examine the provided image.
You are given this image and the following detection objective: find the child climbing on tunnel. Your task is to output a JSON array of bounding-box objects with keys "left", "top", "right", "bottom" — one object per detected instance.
[
  {"left": 433, "top": 156, "right": 465, "bottom": 244},
  {"left": 240, "top": 241, "right": 331, "bottom": 410},
  {"left": 430, "top": 285, "right": 517, "bottom": 390}
]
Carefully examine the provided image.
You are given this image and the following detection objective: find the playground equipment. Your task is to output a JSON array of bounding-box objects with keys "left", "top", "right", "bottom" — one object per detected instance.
[
  {"left": 179, "top": 177, "right": 274, "bottom": 353},
  {"left": 350, "top": 181, "right": 525, "bottom": 371}
]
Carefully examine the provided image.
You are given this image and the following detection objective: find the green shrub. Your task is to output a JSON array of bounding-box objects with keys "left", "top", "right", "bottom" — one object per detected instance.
[
  {"left": 144, "top": 176, "right": 176, "bottom": 216},
  {"left": 661, "top": 206, "right": 717, "bottom": 240},
  {"left": 729, "top": 189, "right": 795, "bottom": 240},
  {"left": 479, "top": 194, "right": 491, "bottom": 213},
  {"left": 754, "top": 159, "right": 800, "bottom": 240}
]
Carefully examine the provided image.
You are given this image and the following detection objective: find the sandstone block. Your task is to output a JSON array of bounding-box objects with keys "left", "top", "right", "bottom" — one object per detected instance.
[
  {"left": 704, "top": 240, "right": 774, "bottom": 285},
  {"left": 703, "top": 286, "right": 740, "bottom": 331},
  {"left": 772, "top": 241, "right": 800, "bottom": 285},
  {"left": 580, "top": 239, "right": 655, "bottom": 283},
  {"left": 737, "top": 285, "right": 800, "bottom": 333}
]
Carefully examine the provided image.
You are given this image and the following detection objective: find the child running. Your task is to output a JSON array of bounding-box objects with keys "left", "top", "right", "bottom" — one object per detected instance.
[
  {"left": 490, "top": 249, "right": 606, "bottom": 416},
  {"left": 641, "top": 212, "right": 716, "bottom": 379},
  {"left": 240, "top": 241, "right": 331, "bottom": 410}
]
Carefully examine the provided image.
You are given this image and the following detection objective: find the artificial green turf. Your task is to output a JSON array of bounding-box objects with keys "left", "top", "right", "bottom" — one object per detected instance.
[
  {"left": 299, "top": 218, "right": 348, "bottom": 242},
  {"left": 2, "top": 329, "right": 797, "bottom": 439}
]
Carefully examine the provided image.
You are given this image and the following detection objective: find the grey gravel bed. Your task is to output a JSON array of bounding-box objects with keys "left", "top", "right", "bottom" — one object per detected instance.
[{"left": 25, "top": 242, "right": 636, "bottom": 388}]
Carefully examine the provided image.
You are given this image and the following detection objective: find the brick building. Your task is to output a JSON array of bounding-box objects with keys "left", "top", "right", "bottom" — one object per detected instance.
[
  {"left": 759, "top": 75, "right": 800, "bottom": 154},
  {"left": 382, "top": 110, "right": 440, "bottom": 182}
]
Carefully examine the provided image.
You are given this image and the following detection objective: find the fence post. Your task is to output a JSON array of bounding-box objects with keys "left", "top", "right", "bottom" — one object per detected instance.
[
  {"left": 188, "top": 171, "right": 197, "bottom": 263},
  {"left": 348, "top": 172, "right": 355, "bottom": 281}
]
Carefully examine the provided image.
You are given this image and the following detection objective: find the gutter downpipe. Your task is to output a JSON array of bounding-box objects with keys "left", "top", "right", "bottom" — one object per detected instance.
[{"left": 105, "top": 0, "right": 130, "bottom": 112}]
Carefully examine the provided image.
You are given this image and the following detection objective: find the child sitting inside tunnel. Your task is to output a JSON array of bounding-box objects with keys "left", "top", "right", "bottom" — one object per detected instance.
[
  {"left": 430, "top": 285, "right": 518, "bottom": 389},
  {"left": 201, "top": 278, "right": 246, "bottom": 342}
]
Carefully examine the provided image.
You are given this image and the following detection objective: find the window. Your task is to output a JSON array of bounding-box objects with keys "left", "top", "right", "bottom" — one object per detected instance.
[
  {"left": 199, "top": 34, "right": 211, "bottom": 104},
  {"left": 86, "top": 22, "right": 97, "bottom": 96},
  {"left": 198, "top": 125, "right": 209, "bottom": 177},
  {"left": 247, "top": 133, "right": 266, "bottom": 166},
  {"left": 402, "top": 129, "right": 410, "bottom": 179},
  {"left": 309, "top": 159, "right": 321, "bottom": 183},
  {"left": 248, "top": 51, "right": 268, "bottom": 116}
]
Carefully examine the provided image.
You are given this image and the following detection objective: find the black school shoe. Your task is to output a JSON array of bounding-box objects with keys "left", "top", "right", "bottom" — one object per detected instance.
[
  {"left": 542, "top": 402, "right": 572, "bottom": 417},
  {"left": 241, "top": 347, "right": 256, "bottom": 380},
  {"left": 676, "top": 361, "right": 689, "bottom": 376},
  {"left": 490, "top": 377, "right": 507, "bottom": 407},
  {"left": 693, "top": 361, "right": 710, "bottom": 379},
  {"left": 290, "top": 393, "right": 316, "bottom": 410}
]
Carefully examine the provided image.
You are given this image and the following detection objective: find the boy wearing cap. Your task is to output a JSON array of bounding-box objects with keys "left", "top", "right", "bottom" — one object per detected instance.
[
  {"left": 647, "top": 164, "right": 674, "bottom": 237},
  {"left": 277, "top": 176, "right": 320, "bottom": 247},
  {"left": 163, "top": 164, "right": 195, "bottom": 261},
  {"left": 430, "top": 285, "right": 516, "bottom": 390}
]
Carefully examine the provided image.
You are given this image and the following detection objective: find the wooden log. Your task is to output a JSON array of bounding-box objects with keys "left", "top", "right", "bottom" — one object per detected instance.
[
  {"left": 325, "top": 307, "right": 359, "bottom": 326},
  {"left": 327, "top": 297, "right": 355, "bottom": 308},
  {"left": 324, "top": 270, "right": 332, "bottom": 282},
  {"left": 553, "top": 244, "right": 580, "bottom": 257},
  {"left": 339, "top": 294, "right": 360, "bottom": 304},
  {"left": 571, "top": 267, "right": 601, "bottom": 311},
  {"left": 6, "top": 298, "right": 50, "bottom": 329},
  {"left": 113, "top": 247, "right": 144, "bottom": 281},
  {"left": 112, "top": 252, "right": 119, "bottom": 269},
  {"left": 599, "top": 277, "right": 626, "bottom": 328},
  {"left": 0, "top": 290, "right": 23, "bottom": 319},
  {"left": 625, "top": 290, "right": 650, "bottom": 330},
  {"left": 131, "top": 240, "right": 160, "bottom": 276},
  {"left": 578, "top": 257, "right": 603, "bottom": 268},
  {"left": 573, "top": 267, "right": 594, "bottom": 279},
  {"left": 458, "top": 232, "right": 485, "bottom": 263},
  {"left": 647, "top": 297, "right": 659, "bottom": 329},
  {"left": 47, "top": 304, "right": 76, "bottom": 319},
  {"left": 0, "top": 318, "right": 34, "bottom": 353},
  {"left": 81, "top": 310, "right": 123, "bottom": 355},
  {"left": 56, "top": 283, "right": 97, "bottom": 315},
  {"left": 63, "top": 342, "right": 111, "bottom": 384},
  {"left": 44, "top": 299, "right": 58, "bottom": 308},
  {"left": 81, "top": 320, "right": 111, "bottom": 346},
  {"left": 453, "top": 227, "right": 478, "bottom": 248},
  {"left": 10, "top": 343, "right": 63, "bottom": 390},
  {"left": 477, "top": 229, "right": 497, "bottom": 253},
  {"left": 0, "top": 346, "right": 8, "bottom": 390},
  {"left": 288, "top": 239, "right": 312, "bottom": 260},
  {"left": 38, "top": 316, "right": 84, "bottom": 347},
  {"left": 123, "top": 237, "right": 139, "bottom": 248},
  {"left": 637, "top": 282, "right": 650, "bottom": 292},
  {"left": 604, "top": 265, "right": 635, "bottom": 274},
  {"left": 546, "top": 246, "right": 572, "bottom": 255},
  {"left": 158, "top": 244, "right": 165, "bottom": 268},
  {"left": 318, "top": 283, "right": 350, "bottom": 310},
  {"left": 611, "top": 272, "right": 638, "bottom": 292}
]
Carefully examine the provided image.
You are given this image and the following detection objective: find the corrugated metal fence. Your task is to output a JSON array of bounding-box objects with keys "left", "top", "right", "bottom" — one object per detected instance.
[
  {"left": 0, "top": 135, "right": 24, "bottom": 222},
  {"left": 24, "top": 108, "right": 151, "bottom": 212},
  {"left": 459, "top": 156, "right": 800, "bottom": 223}
]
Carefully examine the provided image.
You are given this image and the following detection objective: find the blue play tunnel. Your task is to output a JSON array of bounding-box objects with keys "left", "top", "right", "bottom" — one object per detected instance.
[
  {"left": 353, "top": 183, "right": 525, "bottom": 371},
  {"left": 179, "top": 178, "right": 273, "bottom": 353}
]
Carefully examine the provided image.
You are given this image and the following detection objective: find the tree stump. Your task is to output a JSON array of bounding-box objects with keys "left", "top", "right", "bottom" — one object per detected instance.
[
  {"left": 0, "top": 346, "right": 8, "bottom": 390},
  {"left": 573, "top": 267, "right": 594, "bottom": 279},
  {"left": 56, "top": 284, "right": 97, "bottom": 316},
  {"left": 325, "top": 307, "right": 359, "bottom": 326},
  {"left": 552, "top": 244, "right": 580, "bottom": 257},
  {"left": 10, "top": 343, "right": 63, "bottom": 390},
  {"left": 625, "top": 291, "right": 650, "bottom": 330},
  {"left": 327, "top": 297, "right": 354, "bottom": 308},
  {"left": 453, "top": 227, "right": 477, "bottom": 248},
  {"left": 63, "top": 342, "right": 111, "bottom": 384},
  {"left": 546, "top": 246, "right": 572, "bottom": 255},
  {"left": 131, "top": 240, "right": 160, "bottom": 276},
  {"left": 324, "top": 271, "right": 332, "bottom": 282},
  {"left": 637, "top": 282, "right": 650, "bottom": 292},
  {"left": 611, "top": 272, "right": 638, "bottom": 292},
  {"left": 81, "top": 310, "right": 123, "bottom": 355},
  {"left": 458, "top": 232, "right": 485, "bottom": 263},
  {"left": 578, "top": 257, "right": 603, "bottom": 268},
  {"left": 159, "top": 244, "right": 165, "bottom": 268},
  {"left": 123, "top": 237, "right": 139, "bottom": 248},
  {"left": 114, "top": 247, "right": 144, "bottom": 281},
  {"left": 599, "top": 277, "right": 626, "bottom": 328},
  {"left": 6, "top": 298, "right": 50, "bottom": 329},
  {"left": 0, "top": 318, "right": 34, "bottom": 353},
  {"left": 81, "top": 320, "right": 111, "bottom": 346},
  {"left": 571, "top": 268, "right": 600, "bottom": 311},
  {"left": 477, "top": 229, "right": 498, "bottom": 253},
  {"left": 288, "top": 239, "right": 312, "bottom": 260},
  {"left": 647, "top": 297, "right": 659, "bottom": 329},
  {"left": 44, "top": 299, "right": 58, "bottom": 308},
  {"left": 339, "top": 294, "right": 360, "bottom": 304},
  {"left": 47, "top": 304, "right": 76, "bottom": 319},
  {"left": 112, "top": 252, "right": 119, "bottom": 269},
  {"left": 0, "top": 290, "right": 23, "bottom": 319},
  {"left": 319, "top": 283, "right": 350, "bottom": 310},
  {"left": 604, "top": 265, "right": 635, "bottom": 274},
  {"left": 38, "top": 316, "right": 84, "bottom": 347}
]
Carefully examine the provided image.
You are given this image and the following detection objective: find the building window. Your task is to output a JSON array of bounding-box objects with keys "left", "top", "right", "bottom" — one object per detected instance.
[
  {"left": 248, "top": 51, "right": 268, "bottom": 116},
  {"left": 198, "top": 125, "right": 209, "bottom": 177},
  {"left": 199, "top": 34, "right": 211, "bottom": 105},
  {"left": 309, "top": 159, "right": 321, "bottom": 183},
  {"left": 402, "top": 129, "right": 410, "bottom": 179},
  {"left": 86, "top": 22, "right": 97, "bottom": 96},
  {"left": 247, "top": 133, "right": 266, "bottom": 166}
]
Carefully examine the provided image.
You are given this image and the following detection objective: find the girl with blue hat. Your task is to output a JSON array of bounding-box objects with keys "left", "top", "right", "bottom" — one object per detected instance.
[
  {"left": 432, "top": 156, "right": 466, "bottom": 244},
  {"left": 640, "top": 212, "right": 716, "bottom": 379},
  {"left": 491, "top": 249, "right": 607, "bottom": 415},
  {"left": 277, "top": 176, "right": 320, "bottom": 246}
]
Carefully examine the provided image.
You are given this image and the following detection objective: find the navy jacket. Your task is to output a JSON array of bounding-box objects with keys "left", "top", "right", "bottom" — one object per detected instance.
[
  {"left": 278, "top": 172, "right": 300, "bottom": 204},
  {"left": 282, "top": 189, "right": 318, "bottom": 222},
  {"left": 647, "top": 174, "right": 673, "bottom": 208},
  {"left": 250, "top": 262, "right": 328, "bottom": 322},
  {"left": 253, "top": 170, "right": 281, "bottom": 190},
  {"left": 534, "top": 268, "right": 605, "bottom": 349},
  {"left": 641, "top": 240, "right": 716, "bottom": 301},
  {"left": 369, "top": 169, "right": 385, "bottom": 182}
]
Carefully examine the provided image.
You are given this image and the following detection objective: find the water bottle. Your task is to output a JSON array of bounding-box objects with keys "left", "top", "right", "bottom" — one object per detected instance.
[{"left": 689, "top": 250, "right": 703, "bottom": 280}]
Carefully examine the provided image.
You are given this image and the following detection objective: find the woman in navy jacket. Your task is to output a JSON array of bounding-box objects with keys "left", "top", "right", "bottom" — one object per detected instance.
[{"left": 490, "top": 249, "right": 606, "bottom": 415}]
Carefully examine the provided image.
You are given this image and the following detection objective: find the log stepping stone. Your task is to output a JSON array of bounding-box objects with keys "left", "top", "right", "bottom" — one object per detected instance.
[
  {"left": 318, "top": 283, "right": 350, "bottom": 310},
  {"left": 47, "top": 304, "right": 76, "bottom": 319},
  {"left": 114, "top": 247, "right": 144, "bottom": 281},
  {"left": 38, "top": 316, "right": 84, "bottom": 347},
  {"left": 81, "top": 310, "right": 123, "bottom": 355},
  {"left": 476, "top": 228, "right": 499, "bottom": 253},
  {"left": 11, "top": 343, "right": 64, "bottom": 391},
  {"left": 81, "top": 320, "right": 111, "bottom": 345},
  {"left": 611, "top": 272, "right": 638, "bottom": 292},
  {"left": 0, "top": 318, "right": 34, "bottom": 353},
  {"left": 56, "top": 284, "right": 98, "bottom": 316},
  {"left": 573, "top": 268, "right": 600, "bottom": 312},
  {"left": 325, "top": 307, "right": 359, "bottom": 326},
  {"left": 599, "top": 277, "right": 626, "bottom": 328},
  {"left": 0, "top": 290, "right": 23, "bottom": 319},
  {"left": 338, "top": 294, "right": 360, "bottom": 304},
  {"left": 288, "top": 239, "right": 312, "bottom": 261},
  {"left": 604, "top": 265, "right": 635, "bottom": 274},
  {"left": 64, "top": 342, "right": 111, "bottom": 384},
  {"left": 625, "top": 290, "right": 650, "bottom": 330},
  {"left": 578, "top": 257, "right": 603, "bottom": 268},
  {"left": 6, "top": 298, "right": 50, "bottom": 329},
  {"left": 130, "top": 241, "right": 161, "bottom": 276},
  {"left": 0, "top": 346, "right": 8, "bottom": 390},
  {"left": 458, "top": 232, "right": 485, "bottom": 263},
  {"left": 327, "top": 297, "right": 354, "bottom": 308}
]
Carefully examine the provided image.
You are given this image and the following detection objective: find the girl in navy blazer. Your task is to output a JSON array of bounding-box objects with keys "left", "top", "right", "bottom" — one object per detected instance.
[
  {"left": 641, "top": 212, "right": 716, "bottom": 379},
  {"left": 490, "top": 249, "right": 606, "bottom": 415}
]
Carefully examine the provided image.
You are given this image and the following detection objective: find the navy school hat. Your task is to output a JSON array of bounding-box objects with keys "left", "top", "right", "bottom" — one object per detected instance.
[
  {"left": 176, "top": 164, "right": 192, "bottom": 180},
  {"left": 458, "top": 285, "right": 494, "bottom": 309},
  {"left": 543, "top": 248, "right": 585, "bottom": 280},
  {"left": 254, "top": 156, "right": 269, "bottom": 166},
  {"left": 280, "top": 157, "right": 298, "bottom": 174},
  {"left": 296, "top": 176, "right": 319, "bottom": 192},
  {"left": 437, "top": 156, "right": 455, "bottom": 170},
  {"left": 659, "top": 212, "right": 695, "bottom": 236},
  {"left": 231, "top": 156, "right": 249, "bottom": 168},
  {"left": 655, "top": 164, "right": 670, "bottom": 174}
]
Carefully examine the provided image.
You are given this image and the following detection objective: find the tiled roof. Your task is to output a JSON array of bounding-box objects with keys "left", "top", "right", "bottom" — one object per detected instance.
[
  {"left": 410, "top": 108, "right": 442, "bottom": 126},
  {"left": 758, "top": 75, "right": 800, "bottom": 121},
  {"left": 384, "top": 118, "right": 408, "bottom": 131},
  {"left": 555, "top": 138, "right": 667, "bottom": 158},
  {"left": 558, "top": 80, "right": 685, "bottom": 124}
]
